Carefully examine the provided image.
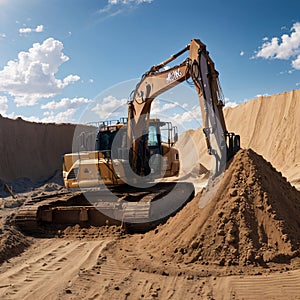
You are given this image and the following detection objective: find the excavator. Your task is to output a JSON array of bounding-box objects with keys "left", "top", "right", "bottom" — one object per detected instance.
[
  {"left": 13, "top": 38, "right": 240, "bottom": 234},
  {"left": 63, "top": 117, "right": 180, "bottom": 188}
]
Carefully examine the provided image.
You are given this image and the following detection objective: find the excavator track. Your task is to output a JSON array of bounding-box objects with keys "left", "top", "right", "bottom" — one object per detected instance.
[{"left": 13, "top": 182, "right": 194, "bottom": 235}]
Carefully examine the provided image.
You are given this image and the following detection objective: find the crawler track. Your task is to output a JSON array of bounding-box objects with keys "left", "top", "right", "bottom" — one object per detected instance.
[{"left": 13, "top": 182, "right": 195, "bottom": 235}]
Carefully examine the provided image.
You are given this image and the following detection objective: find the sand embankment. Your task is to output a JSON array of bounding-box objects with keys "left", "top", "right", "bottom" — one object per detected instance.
[
  {"left": 225, "top": 89, "right": 300, "bottom": 187},
  {"left": 0, "top": 117, "right": 87, "bottom": 182},
  {"left": 178, "top": 89, "right": 300, "bottom": 188}
]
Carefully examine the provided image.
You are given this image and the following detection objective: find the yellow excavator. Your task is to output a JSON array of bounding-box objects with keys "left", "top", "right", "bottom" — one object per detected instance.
[
  {"left": 63, "top": 117, "right": 180, "bottom": 188},
  {"left": 14, "top": 38, "right": 239, "bottom": 234}
]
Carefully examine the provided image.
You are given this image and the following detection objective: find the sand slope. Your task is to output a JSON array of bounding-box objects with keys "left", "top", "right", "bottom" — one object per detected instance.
[
  {"left": 225, "top": 89, "right": 300, "bottom": 187},
  {"left": 0, "top": 117, "right": 95, "bottom": 183},
  {"left": 178, "top": 89, "right": 300, "bottom": 188}
]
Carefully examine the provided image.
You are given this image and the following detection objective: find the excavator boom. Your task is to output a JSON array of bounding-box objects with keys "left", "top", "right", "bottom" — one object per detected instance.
[{"left": 128, "top": 39, "right": 240, "bottom": 177}]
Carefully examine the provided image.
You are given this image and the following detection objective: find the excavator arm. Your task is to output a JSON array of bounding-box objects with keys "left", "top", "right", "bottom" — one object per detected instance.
[{"left": 128, "top": 38, "right": 239, "bottom": 176}]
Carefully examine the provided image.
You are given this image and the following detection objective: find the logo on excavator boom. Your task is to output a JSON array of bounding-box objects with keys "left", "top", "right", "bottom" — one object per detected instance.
[{"left": 166, "top": 69, "right": 182, "bottom": 83}]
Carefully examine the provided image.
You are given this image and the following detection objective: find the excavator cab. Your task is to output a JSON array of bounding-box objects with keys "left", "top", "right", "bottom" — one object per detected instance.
[
  {"left": 134, "top": 119, "right": 180, "bottom": 178},
  {"left": 95, "top": 119, "right": 128, "bottom": 159}
]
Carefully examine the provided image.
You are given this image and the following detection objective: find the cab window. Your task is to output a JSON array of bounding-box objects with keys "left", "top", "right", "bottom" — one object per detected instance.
[{"left": 148, "top": 125, "right": 158, "bottom": 146}]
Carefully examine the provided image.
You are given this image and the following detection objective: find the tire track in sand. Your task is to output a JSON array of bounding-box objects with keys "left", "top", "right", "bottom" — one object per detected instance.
[
  {"left": 214, "top": 269, "right": 300, "bottom": 300},
  {"left": 0, "top": 239, "right": 110, "bottom": 300}
]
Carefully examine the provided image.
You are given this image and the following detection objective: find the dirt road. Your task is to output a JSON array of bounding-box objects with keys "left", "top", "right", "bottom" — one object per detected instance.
[{"left": 0, "top": 239, "right": 111, "bottom": 300}]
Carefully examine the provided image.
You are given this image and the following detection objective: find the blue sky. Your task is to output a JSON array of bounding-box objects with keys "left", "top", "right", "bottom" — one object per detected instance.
[{"left": 0, "top": 0, "right": 299, "bottom": 130}]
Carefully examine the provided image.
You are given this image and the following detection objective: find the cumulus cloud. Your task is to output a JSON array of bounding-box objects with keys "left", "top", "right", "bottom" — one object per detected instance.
[
  {"left": 92, "top": 95, "right": 128, "bottom": 119},
  {"left": 99, "top": 0, "right": 153, "bottom": 17},
  {"left": 170, "top": 105, "right": 201, "bottom": 125},
  {"left": 41, "top": 97, "right": 91, "bottom": 110},
  {"left": 63, "top": 75, "right": 80, "bottom": 85},
  {"left": 151, "top": 100, "right": 187, "bottom": 115},
  {"left": 255, "top": 22, "right": 300, "bottom": 69},
  {"left": 292, "top": 54, "right": 300, "bottom": 69},
  {"left": 19, "top": 24, "right": 44, "bottom": 34},
  {"left": 225, "top": 101, "right": 238, "bottom": 108},
  {"left": 41, "top": 108, "right": 76, "bottom": 123},
  {"left": 0, "top": 38, "right": 80, "bottom": 106},
  {"left": 0, "top": 95, "right": 8, "bottom": 114},
  {"left": 24, "top": 108, "right": 77, "bottom": 123}
]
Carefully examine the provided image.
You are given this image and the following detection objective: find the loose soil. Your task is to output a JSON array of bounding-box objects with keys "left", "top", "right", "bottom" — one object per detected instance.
[{"left": 108, "top": 149, "right": 300, "bottom": 277}]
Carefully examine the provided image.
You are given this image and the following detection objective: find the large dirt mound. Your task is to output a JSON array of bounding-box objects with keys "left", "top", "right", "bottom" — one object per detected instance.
[{"left": 136, "top": 149, "right": 300, "bottom": 267}]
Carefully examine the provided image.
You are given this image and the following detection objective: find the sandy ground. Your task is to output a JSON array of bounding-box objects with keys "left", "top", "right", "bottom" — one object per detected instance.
[
  {"left": 0, "top": 238, "right": 111, "bottom": 300},
  {"left": 0, "top": 149, "right": 300, "bottom": 299},
  {"left": 1, "top": 236, "right": 300, "bottom": 300},
  {"left": 0, "top": 89, "right": 300, "bottom": 299}
]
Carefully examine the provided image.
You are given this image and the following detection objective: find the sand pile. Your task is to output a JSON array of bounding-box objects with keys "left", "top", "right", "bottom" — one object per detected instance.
[
  {"left": 135, "top": 149, "right": 300, "bottom": 267},
  {"left": 0, "top": 215, "right": 32, "bottom": 265}
]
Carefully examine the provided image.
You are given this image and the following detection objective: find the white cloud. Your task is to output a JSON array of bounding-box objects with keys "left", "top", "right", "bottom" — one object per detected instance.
[
  {"left": 24, "top": 108, "right": 77, "bottom": 123},
  {"left": 292, "top": 54, "right": 300, "bottom": 69},
  {"left": 19, "top": 24, "right": 44, "bottom": 34},
  {"left": 150, "top": 100, "right": 184, "bottom": 115},
  {"left": 255, "top": 22, "right": 300, "bottom": 69},
  {"left": 0, "top": 38, "right": 80, "bottom": 106},
  {"left": 150, "top": 99, "right": 174, "bottom": 115},
  {"left": 63, "top": 74, "right": 80, "bottom": 85},
  {"left": 240, "top": 51, "right": 245, "bottom": 56},
  {"left": 255, "top": 93, "right": 269, "bottom": 98},
  {"left": 162, "top": 102, "right": 178, "bottom": 110},
  {"left": 225, "top": 101, "right": 238, "bottom": 108},
  {"left": 92, "top": 95, "right": 127, "bottom": 119},
  {"left": 41, "top": 97, "right": 91, "bottom": 110},
  {"left": 0, "top": 95, "right": 8, "bottom": 114},
  {"left": 99, "top": 0, "right": 153, "bottom": 17},
  {"left": 42, "top": 108, "right": 76, "bottom": 123},
  {"left": 169, "top": 105, "right": 201, "bottom": 125},
  {"left": 0, "top": 33, "right": 6, "bottom": 39}
]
